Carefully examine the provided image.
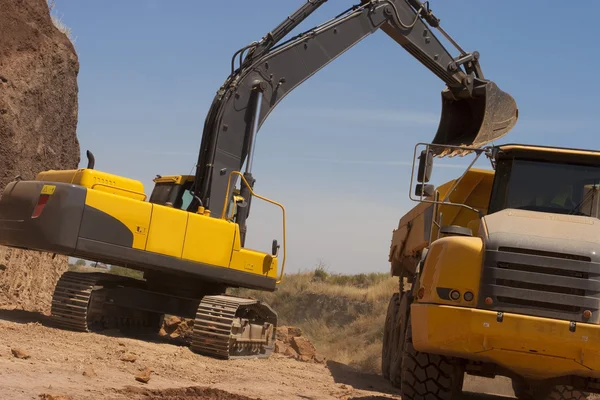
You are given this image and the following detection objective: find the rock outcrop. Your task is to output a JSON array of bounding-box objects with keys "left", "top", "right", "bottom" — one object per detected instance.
[{"left": 0, "top": 0, "right": 80, "bottom": 313}]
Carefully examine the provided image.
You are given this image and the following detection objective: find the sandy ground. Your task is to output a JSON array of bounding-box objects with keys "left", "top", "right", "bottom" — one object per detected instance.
[{"left": 0, "top": 306, "right": 525, "bottom": 400}]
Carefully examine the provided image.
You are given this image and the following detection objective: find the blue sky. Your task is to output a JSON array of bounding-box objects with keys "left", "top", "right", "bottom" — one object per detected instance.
[{"left": 52, "top": 1, "right": 600, "bottom": 274}]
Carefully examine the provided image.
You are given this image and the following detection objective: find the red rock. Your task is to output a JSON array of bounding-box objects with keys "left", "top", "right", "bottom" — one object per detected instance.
[
  {"left": 135, "top": 367, "right": 152, "bottom": 384},
  {"left": 314, "top": 354, "right": 326, "bottom": 364},
  {"left": 164, "top": 316, "right": 182, "bottom": 329},
  {"left": 273, "top": 340, "right": 288, "bottom": 353},
  {"left": 291, "top": 336, "right": 316, "bottom": 358},
  {"left": 120, "top": 354, "right": 137, "bottom": 363},
  {"left": 11, "top": 348, "right": 30, "bottom": 359},
  {"left": 284, "top": 346, "right": 299, "bottom": 359}
]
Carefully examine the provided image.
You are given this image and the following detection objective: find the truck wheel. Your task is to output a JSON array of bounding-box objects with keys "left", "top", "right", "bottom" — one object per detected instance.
[
  {"left": 389, "top": 292, "right": 409, "bottom": 388},
  {"left": 381, "top": 293, "right": 399, "bottom": 380},
  {"left": 511, "top": 378, "right": 530, "bottom": 399},
  {"left": 536, "top": 386, "right": 588, "bottom": 400},
  {"left": 513, "top": 380, "right": 588, "bottom": 400},
  {"left": 400, "top": 318, "right": 464, "bottom": 400},
  {"left": 545, "top": 386, "right": 589, "bottom": 400}
]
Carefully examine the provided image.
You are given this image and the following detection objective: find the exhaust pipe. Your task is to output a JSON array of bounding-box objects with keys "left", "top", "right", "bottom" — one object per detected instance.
[
  {"left": 86, "top": 150, "right": 95, "bottom": 169},
  {"left": 431, "top": 80, "right": 518, "bottom": 156}
]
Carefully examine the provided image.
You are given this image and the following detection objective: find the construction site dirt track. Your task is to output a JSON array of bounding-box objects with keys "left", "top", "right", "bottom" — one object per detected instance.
[
  {"left": 0, "top": 308, "right": 405, "bottom": 400},
  {"left": 0, "top": 304, "right": 559, "bottom": 400}
]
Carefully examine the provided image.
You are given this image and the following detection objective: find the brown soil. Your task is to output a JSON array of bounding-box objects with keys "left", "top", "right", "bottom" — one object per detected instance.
[
  {"left": 0, "top": 0, "right": 79, "bottom": 314},
  {"left": 0, "top": 307, "right": 534, "bottom": 400},
  {"left": 0, "top": 309, "right": 404, "bottom": 400},
  {"left": 118, "top": 386, "right": 259, "bottom": 400}
]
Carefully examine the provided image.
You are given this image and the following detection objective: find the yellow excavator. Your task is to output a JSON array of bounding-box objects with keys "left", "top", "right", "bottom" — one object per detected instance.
[{"left": 0, "top": 0, "right": 517, "bottom": 360}]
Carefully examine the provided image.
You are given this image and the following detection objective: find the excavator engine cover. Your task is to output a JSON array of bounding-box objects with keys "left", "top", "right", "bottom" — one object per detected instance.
[{"left": 432, "top": 81, "right": 518, "bottom": 155}]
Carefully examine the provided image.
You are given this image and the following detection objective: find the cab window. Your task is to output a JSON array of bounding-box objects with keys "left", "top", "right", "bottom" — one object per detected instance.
[{"left": 181, "top": 189, "right": 194, "bottom": 211}]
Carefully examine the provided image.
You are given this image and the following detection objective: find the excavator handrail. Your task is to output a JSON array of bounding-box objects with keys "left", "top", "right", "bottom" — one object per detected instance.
[{"left": 221, "top": 170, "right": 287, "bottom": 284}]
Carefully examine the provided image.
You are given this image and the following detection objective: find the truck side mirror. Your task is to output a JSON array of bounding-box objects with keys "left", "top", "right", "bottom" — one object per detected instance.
[
  {"left": 415, "top": 184, "right": 435, "bottom": 197},
  {"left": 417, "top": 149, "right": 433, "bottom": 183}
]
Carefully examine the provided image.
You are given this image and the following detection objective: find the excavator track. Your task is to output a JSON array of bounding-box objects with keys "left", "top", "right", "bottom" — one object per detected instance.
[
  {"left": 50, "top": 271, "right": 103, "bottom": 331},
  {"left": 50, "top": 271, "right": 162, "bottom": 333},
  {"left": 190, "top": 295, "right": 277, "bottom": 360}
]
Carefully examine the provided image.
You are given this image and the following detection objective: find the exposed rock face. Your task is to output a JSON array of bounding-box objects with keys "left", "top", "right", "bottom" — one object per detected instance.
[{"left": 0, "top": 0, "right": 80, "bottom": 313}]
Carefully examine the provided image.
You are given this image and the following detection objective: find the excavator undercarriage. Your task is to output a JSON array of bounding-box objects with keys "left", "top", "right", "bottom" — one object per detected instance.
[{"left": 51, "top": 271, "right": 277, "bottom": 360}]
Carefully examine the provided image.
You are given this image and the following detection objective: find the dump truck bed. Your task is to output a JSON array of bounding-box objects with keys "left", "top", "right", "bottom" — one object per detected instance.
[{"left": 389, "top": 168, "right": 494, "bottom": 276}]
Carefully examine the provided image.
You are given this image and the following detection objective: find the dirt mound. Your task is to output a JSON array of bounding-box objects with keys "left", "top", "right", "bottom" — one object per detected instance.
[
  {"left": 120, "top": 386, "right": 259, "bottom": 400},
  {"left": 0, "top": 0, "right": 80, "bottom": 314}
]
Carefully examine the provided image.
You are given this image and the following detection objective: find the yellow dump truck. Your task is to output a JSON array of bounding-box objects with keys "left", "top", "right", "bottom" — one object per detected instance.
[{"left": 382, "top": 143, "right": 600, "bottom": 400}]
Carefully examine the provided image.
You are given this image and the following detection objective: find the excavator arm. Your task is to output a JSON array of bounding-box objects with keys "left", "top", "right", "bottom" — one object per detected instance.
[{"left": 191, "top": 0, "right": 518, "bottom": 238}]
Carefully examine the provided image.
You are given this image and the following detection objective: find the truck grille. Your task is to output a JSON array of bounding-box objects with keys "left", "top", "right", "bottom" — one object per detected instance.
[{"left": 478, "top": 246, "right": 600, "bottom": 324}]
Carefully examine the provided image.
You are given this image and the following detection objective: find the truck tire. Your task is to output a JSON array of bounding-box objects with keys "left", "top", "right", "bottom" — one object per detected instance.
[
  {"left": 543, "top": 386, "right": 589, "bottom": 400},
  {"left": 512, "top": 379, "right": 529, "bottom": 399},
  {"left": 512, "top": 380, "right": 588, "bottom": 400},
  {"left": 400, "top": 318, "right": 464, "bottom": 400},
  {"left": 381, "top": 293, "right": 399, "bottom": 380},
  {"left": 389, "top": 292, "right": 409, "bottom": 388}
]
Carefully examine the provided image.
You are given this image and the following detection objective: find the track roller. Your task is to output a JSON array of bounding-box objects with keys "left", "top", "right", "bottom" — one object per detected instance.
[{"left": 191, "top": 295, "right": 277, "bottom": 360}]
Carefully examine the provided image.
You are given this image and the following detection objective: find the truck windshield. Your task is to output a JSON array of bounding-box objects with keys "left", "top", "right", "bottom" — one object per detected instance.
[{"left": 490, "top": 159, "right": 600, "bottom": 217}]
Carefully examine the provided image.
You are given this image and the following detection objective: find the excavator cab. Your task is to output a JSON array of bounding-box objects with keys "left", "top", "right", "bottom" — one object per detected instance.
[
  {"left": 149, "top": 175, "right": 195, "bottom": 210},
  {"left": 149, "top": 174, "right": 241, "bottom": 220}
]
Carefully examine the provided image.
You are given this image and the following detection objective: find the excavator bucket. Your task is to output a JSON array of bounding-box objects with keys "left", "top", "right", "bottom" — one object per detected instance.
[{"left": 431, "top": 81, "right": 518, "bottom": 156}]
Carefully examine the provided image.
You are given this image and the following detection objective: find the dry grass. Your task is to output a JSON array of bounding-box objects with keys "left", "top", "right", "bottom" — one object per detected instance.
[
  {"left": 47, "top": 0, "right": 75, "bottom": 43},
  {"left": 229, "top": 268, "right": 398, "bottom": 374}
]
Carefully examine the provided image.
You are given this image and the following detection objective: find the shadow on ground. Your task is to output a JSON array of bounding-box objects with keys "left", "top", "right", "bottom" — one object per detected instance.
[
  {"left": 0, "top": 308, "right": 50, "bottom": 325},
  {"left": 0, "top": 307, "right": 189, "bottom": 347},
  {"left": 327, "top": 360, "right": 401, "bottom": 397},
  {"left": 346, "top": 395, "right": 514, "bottom": 400},
  {"left": 328, "top": 360, "right": 517, "bottom": 400}
]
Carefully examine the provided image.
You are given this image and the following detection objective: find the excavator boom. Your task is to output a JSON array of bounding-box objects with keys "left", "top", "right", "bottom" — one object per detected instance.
[{"left": 192, "top": 0, "right": 518, "bottom": 225}]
